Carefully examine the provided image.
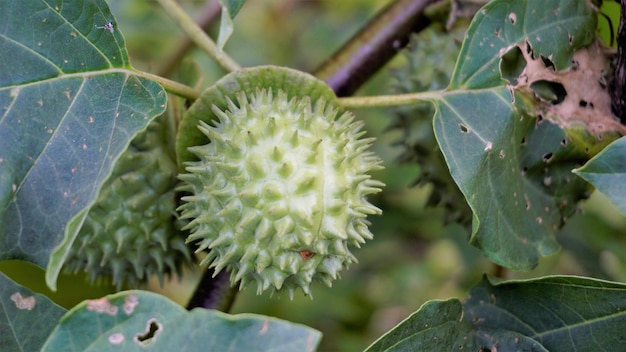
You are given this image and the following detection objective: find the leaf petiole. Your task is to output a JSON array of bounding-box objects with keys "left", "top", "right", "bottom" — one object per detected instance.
[
  {"left": 134, "top": 70, "right": 201, "bottom": 101},
  {"left": 338, "top": 90, "right": 444, "bottom": 109},
  {"left": 156, "top": 0, "right": 242, "bottom": 73}
]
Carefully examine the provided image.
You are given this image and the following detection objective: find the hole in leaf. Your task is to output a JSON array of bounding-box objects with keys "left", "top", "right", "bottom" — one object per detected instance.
[
  {"left": 542, "top": 152, "right": 553, "bottom": 162},
  {"left": 525, "top": 41, "right": 535, "bottom": 59},
  {"left": 509, "top": 12, "right": 517, "bottom": 24},
  {"left": 520, "top": 136, "right": 526, "bottom": 146},
  {"left": 560, "top": 139, "right": 568, "bottom": 147},
  {"left": 135, "top": 319, "right": 161, "bottom": 347},
  {"left": 530, "top": 80, "right": 567, "bottom": 104},
  {"left": 500, "top": 46, "right": 526, "bottom": 84},
  {"left": 599, "top": 70, "right": 608, "bottom": 89},
  {"left": 540, "top": 55, "right": 555, "bottom": 71},
  {"left": 459, "top": 124, "right": 469, "bottom": 133}
]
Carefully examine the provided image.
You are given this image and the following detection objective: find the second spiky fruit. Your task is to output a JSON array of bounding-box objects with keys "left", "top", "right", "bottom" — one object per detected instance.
[
  {"left": 64, "top": 114, "right": 193, "bottom": 288},
  {"left": 179, "top": 88, "right": 384, "bottom": 297}
]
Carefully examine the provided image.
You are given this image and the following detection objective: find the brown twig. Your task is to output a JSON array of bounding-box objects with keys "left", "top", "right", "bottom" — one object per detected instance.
[{"left": 315, "top": 0, "right": 439, "bottom": 96}]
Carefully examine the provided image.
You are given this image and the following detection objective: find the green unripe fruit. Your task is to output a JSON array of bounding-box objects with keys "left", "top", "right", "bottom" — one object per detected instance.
[
  {"left": 178, "top": 69, "right": 384, "bottom": 298},
  {"left": 64, "top": 115, "right": 193, "bottom": 288}
]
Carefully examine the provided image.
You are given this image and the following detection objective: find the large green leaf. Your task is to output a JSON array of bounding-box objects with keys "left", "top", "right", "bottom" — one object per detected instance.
[
  {"left": 0, "top": 0, "right": 166, "bottom": 288},
  {"left": 0, "top": 271, "right": 67, "bottom": 351},
  {"left": 42, "top": 290, "right": 321, "bottom": 352},
  {"left": 364, "top": 299, "right": 482, "bottom": 352},
  {"left": 365, "top": 276, "right": 626, "bottom": 351},
  {"left": 574, "top": 136, "right": 626, "bottom": 215},
  {"left": 432, "top": 0, "right": 597, "bottom": 269},
  {"left": 465, "top": 276, "right": 626, "bottom": 351}
]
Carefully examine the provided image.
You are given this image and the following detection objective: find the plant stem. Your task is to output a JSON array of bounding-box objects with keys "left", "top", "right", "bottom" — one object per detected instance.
[
  {"left": 134, "top": 70, "right": 201, "bottom": 101},
  {"left": 315, "top": 0, "right": 439, "bottom": 96},
  {"left": 492, "top": 263, "right": 506, "bottom": 279},
  {"left": 338, "top": 90, "right": 444, "bottom": 109},
  {"left": 610, "top": 0, "right": 626, "bottom": 124},
  {"left": 156, "top": 0, "right": 223, "bottom": 78},
  {"left": 156, "top": 0, "right": 241, "bottom": 73},
  {"left": 186, "top": 268, "right": 238, "bottom": 311}
]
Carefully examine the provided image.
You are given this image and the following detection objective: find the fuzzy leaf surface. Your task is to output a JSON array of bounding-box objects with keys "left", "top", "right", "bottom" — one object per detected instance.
[
  {"left": 0, "top": 0, "right": 166, "bottom": 288},
  {"left": 432, "top": 0, "right": 596, "bottom": 269},
  {"left": 365, "top": 276, "right": 626, "bottom": 351},
  {"left": 42, "top": 290, "right": 321, "bottom": 352},
  {"left": 0, "top": 271, "right": 67, "bottom": 352},
  {"left": 574, "top": 136, "right": 626, "bottom": 215}
]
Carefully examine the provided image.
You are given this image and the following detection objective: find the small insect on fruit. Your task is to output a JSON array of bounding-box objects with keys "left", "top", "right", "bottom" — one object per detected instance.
[{"left": 299, "top": 250, "right": 315, "bottom": 260}]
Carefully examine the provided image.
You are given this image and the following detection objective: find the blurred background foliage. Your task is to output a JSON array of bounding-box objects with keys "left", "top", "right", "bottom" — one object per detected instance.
[{"left": 1, "top": 1, "right": 625, "bottom": 351}]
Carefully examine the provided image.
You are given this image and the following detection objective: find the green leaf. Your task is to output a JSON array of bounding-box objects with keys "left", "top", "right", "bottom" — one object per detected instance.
[
  {"left": 216, "top": 0, "right": 247, "bottom": 51},
  {"left": 433, "top": 0, "right": 596, "bottom": 269},
  {"left": 465, "top": 276, "right": 626, "bottom": 351},
  {"left": 365, "top": 276, "right": 626, "bottom": 351},
  {"left": 42, "top": 290, "right": 321, "bottom": 352},
  {"left": 448, "top": 0, "right": 596, "bottom": 90},
  {"left": 574, "top": 136, "right": 626, "bottom": 215},
  {"left": 0, "top": 0, "right": 166, "bottom": 288},
  {"left": 364, "top": 299, "right": 479, "bottom": 352},
  {"left": 0, "top": 271, "right": 67, "bottom": 351}
]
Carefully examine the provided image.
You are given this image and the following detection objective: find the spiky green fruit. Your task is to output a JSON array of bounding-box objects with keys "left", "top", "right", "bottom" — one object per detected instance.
[
  {"left": 64, "top": 115, "right": 193, "bottom": 288},
  {"left": 178, "top": 84, "right": 384, "bottom": 298}
]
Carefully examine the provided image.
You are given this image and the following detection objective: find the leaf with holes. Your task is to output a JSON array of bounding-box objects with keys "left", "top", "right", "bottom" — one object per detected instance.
[
  {"left": 41, "top": 290, "right": 321, "bottom": 352},
  {"left": 0, "top": 272, "right": 67, "bottom": 352},
  {"left": 432, "top": 0, "right": 596, "bottom": 269},
  {"left": 365, "top": 276, "right": 626, "bottom": 351},
  {"left": 574, "top": 136, "right": 626, "bottom": 215},
  {"left": 0, "top": 0, "right": 166, "bottom": 289}
]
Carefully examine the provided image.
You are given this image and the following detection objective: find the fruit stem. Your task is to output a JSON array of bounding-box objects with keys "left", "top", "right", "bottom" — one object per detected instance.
[
  {"left": 186, "top": 268, "right": 238, "bottom": 312},
  {"left": 134, "top": 70, "right": 201, "bottom": 101},
  {"left": 156, "top": 0, "right": 242, "bottom": 73},
  {"left": 338, "top": 90, "right": 444, "bottom": 109},
  {"left": 156, "top": 0, "right": 223, "bottom": 78}
]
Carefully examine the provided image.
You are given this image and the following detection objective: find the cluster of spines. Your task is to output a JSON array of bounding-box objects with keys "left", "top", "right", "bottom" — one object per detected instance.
[
  {"left": 64, "top": 117, "right": 193, "bottom": 288},
  {"left": 179, "top": 89, "right": 383, "bottom": 297}
]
